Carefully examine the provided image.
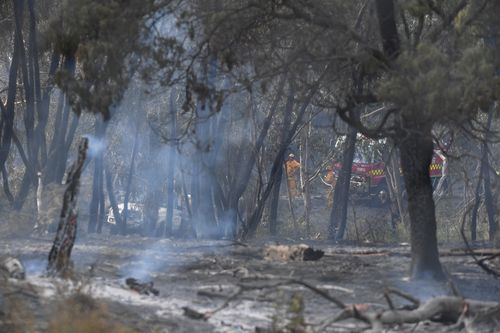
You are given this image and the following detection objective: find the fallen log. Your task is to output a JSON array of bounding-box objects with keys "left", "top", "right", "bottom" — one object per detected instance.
[
  {"left": 263, "top": 244, "right": 324, "bottom": 261},
  {"left": 335, "top": 296, "right": 500, "bottom": 330},
  {"left": 125, "top": 278, "right": 159, "bottom": 296}
]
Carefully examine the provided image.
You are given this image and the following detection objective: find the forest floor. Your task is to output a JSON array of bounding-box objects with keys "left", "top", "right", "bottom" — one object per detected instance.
[{"left": 1, "top": 232, "right": 499, "bottom": 333}]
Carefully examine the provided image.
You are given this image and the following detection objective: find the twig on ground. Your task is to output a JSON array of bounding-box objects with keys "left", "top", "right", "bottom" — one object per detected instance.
[
  {"left": 460, "top": 204, "right": 500, "bottom": 279},
  {"left": 385, "top": 287, "right": 420, "bottom": 308},
  {"left": 287, "top": 279, "right": 347, "bottom": 309}
]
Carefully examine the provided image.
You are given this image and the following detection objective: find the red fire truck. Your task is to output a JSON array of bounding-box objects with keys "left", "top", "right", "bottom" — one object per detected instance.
[{"left": 333, "top": 150, "right": 445, "bottom": 205}]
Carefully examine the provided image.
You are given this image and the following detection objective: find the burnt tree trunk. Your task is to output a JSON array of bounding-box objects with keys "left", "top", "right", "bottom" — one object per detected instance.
[
  {"left": 47, "top": 138, "right": 88, "bottom": 276},
  {"left": 376, "top": 0, "right": 444, "bottom": 280},
  {"left": 242, "top": 76, "right": 321, "bottom": 239},
  {"left": 269, "top": 82, "right": 293, "bottom": 235},
  {"left": 13, "top": 0, "right": 38, "bottom": 211},
  {"left": 164, "top": 89, "right": 178, "bottom": 237},
  {"left": 398, "top": 127, "right": 445, "bottom": 280},
  {"left": 45, "top": 54, "right": 77, "bottom": 185},
  {"left": 482, "top": 111, "right": 496, "bottom": 242},
  {"left": 122, "top": 119, "right": 141, "bottom": 234},
  {"left": 470, "top": 159, "right": 483, "bottom": 242},
  {"left": 88, "top": 118, "right": 107, "bottom": 233},
  {"left": 0, "top": 0, "right": 21, "bottom": 203},
  {"left": 224, "top": 76, "right": 286, "bottom": 237},
  {"left": 300, "top": 119, "right": 312, "bottom": 237},
  {"left": 268, "top": 166, "right": 283, "bottom": 236},
  {"left": 470, "top": 109, "right": 495, "bottom": 241},
  {"left": 105, "top": 162, "right": 123, "bottom": 233},
  {"left": 329, "top": 125, "right": 357, "bottom": 240},
  {"left": 143, "top": 125, "right": 163, "bottom": 236},
  {"left": 36, "top": 51, "right": 60, "bottom": 167}
]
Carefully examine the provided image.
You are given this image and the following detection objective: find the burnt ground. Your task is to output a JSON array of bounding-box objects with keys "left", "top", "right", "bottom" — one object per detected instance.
[{"left": 1, "top": 233, "right": 499, "bottom": 333}]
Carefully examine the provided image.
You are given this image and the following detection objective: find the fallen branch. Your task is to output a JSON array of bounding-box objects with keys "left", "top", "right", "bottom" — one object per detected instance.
[
  {"left": 185, "top": 277, "right": 347, "bottom": 321},
  {"left": 331, "top": 294, "right": 500, "bottom": 331},
  {"left": 460, "top": 202, "right": 500, "bottom": 278}
]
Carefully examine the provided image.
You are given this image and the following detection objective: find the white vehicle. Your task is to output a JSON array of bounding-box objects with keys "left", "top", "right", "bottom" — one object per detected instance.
[
  {"left": 107, "top": 203, "right": 143, "bottom": 225},
  {"left": 107, "top": 203, "right": 183, "bottom": 230}
]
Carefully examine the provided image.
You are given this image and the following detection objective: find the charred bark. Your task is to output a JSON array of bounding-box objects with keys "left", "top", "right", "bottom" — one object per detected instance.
[
  {"left": 35, "top": 51, "right": 60, "bottom": 167},
  {"left": 300, "top": 119, "right": 312, "bottom": 237},
  {"left": 45, "top": 54, "right": 77, "bottom": 185},
  {"left": 375, "top": 0, "right": 400, "bottom": 61},
  {"left": 269, "top": 83, "right": 293, "bottom": 235},
  {"left": 268, "top": 166, "right": 283, "bottom": 236},
  {"left": 105, "top": 162, "right": 123, "bottom": 233},
  {"left": 374, "top": 0, "right": 444, "bottom": 280},
  {"left": 0, "top": 0, "right": 21, "bottom": 201},
  {"left": 226, "top": 77, "right": 286, "bottom": 237},
  {"left": 329, "top": 125, "right": 357, "bottom": 241},
  {"left": 242, "top": 75, "right": 322, "bottom": 239},
  {"left": 143, "top": 124, "right": 164, "bottom": 236},
  {"left": 122, "top": 121, "right": 140, "bottom": 234},
  {"left": 164, "top": 89, "right": 178, "bottom": 237},
  {"left": 88, "top": 118, "right": 107, "bottom": 233},
  {"left": 47, "top": 138, "right": 88, "bottom": 276},
  {"left": 398, "top": 127, "right": 445, "bottom": 280},
  {"left": 482, "top": 111, "right": 495, "bottom": 242}
]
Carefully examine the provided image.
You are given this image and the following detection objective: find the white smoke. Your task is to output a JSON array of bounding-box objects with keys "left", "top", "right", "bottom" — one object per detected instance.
[{"left": 83, "top": 134, "right": 107, "bottom": 159}]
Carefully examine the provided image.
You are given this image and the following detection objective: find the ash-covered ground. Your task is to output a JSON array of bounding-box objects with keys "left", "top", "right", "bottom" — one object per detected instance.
[{"left": 1, "top": 233, "right": 499, "bottom": 332}]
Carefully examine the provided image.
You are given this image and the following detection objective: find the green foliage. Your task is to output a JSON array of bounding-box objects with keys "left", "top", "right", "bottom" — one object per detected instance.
[
  {"left": 377, "top": 42, "right": 498, "bottom": 125},
  {"left": 46, "top": 0, "right": 158, "bottom": 119},
  {"left": 401, "top": 0, "right": 432, "bottom": 17}
]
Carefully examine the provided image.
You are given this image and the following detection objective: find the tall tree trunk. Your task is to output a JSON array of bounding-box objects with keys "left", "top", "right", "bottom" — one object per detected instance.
[
  {"left": 36, "top": 52, "right": 60, "bottom": 167},
  {"left": 376, "top": 0, "right": 443, "bottom": 280},
  {"left": 268, "top": 167, "right": 283, "bottom": 236},
  {"left": 300, "top": 120, "right": 312, "bottom": 237},
  {"left": 122, "top": 122, "right": 140, "bottom": 234},
  {"left": 105, "top": 162, "right": 123, "bottom": 233},
  {"left": 227, "top": 77, "right": 286, "bottom": 237},
  {"left": 398, "top": 126, "right": 445, "bottom": 280},
  {"left": 483, "top": 156, "right": 496, "bottom": 242},
  {"left": 482, "top": 110, "right": 495, "bottom": 242},
  {"left": 470, "top": 160, "right": 483, "bottom": 242},
  {"left": 88, "top": 118, "right": 107, "bottom": 233},
  {"left": 269, "top": 82, "right": 294, "bottom": 235},
  {"left": 164, "top": 89, "right": 178, "bottom": 237},
  {"left": 191, "top": 98, "right": 218, "bottom": 238},
  {"left": 14, "top": 18, "right": 41, "bottom": 212},
  {"left": 471, "top": 109, "right": 495, "bottom": 241},
  {"left": 242, "top": 77, "right": 321, "bottom": 239},
  {"left": 45, "top": 54, "right": 76, "bottom": 185},
  {"left": 143, "top": 125, "right": 163, "bottom": 236},
  {"left": 96, "top": 156, "right": 106, "bottom": 233},
  {"left": 47, "top": 138, "right": 88, "bottom": 276},
  {"left": 385, "top": 147, "right": 406, "bottom": 226},
  {"left": 328, "top": 125, "right": 357, "bottom": 240},
  {"left": 0, "top": 0, "right": 22, "bottom": 202},
  {"left": 375, "top": 0, "right": 400, "bottom": 61}
]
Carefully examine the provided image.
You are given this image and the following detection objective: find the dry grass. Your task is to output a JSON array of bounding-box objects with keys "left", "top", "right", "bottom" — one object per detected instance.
[
  {"left": 48, "top": 293, "right": 137, "bottom": 333},
  {"left": 1, "top": 278, "right": 137, "bottom": 333}
]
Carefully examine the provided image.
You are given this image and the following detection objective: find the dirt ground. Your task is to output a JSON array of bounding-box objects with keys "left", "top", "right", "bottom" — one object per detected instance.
[{"left": 1, "top": 232, "right": 499, "bottom": 333}]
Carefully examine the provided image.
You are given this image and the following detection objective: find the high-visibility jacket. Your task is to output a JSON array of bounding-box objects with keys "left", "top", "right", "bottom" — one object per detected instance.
[{"left": 285, "top": 159, "right": 301, "bottom": 197}]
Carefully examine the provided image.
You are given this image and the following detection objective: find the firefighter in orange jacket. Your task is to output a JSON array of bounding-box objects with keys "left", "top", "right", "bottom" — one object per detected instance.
[
  {"left": 323, "top": 166, "right": 337, "bottom": 207},
  {"left": 285, "top": 154, "right": 301, "bottom": 198}
]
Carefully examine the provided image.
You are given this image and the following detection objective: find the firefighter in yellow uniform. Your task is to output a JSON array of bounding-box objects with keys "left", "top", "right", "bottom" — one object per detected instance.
[
  {"left": 323, "top": 167, "right": 337, "bottom": 207},
  {"left": 285, "top": 154, "right": 301, "bottom": 198}
]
